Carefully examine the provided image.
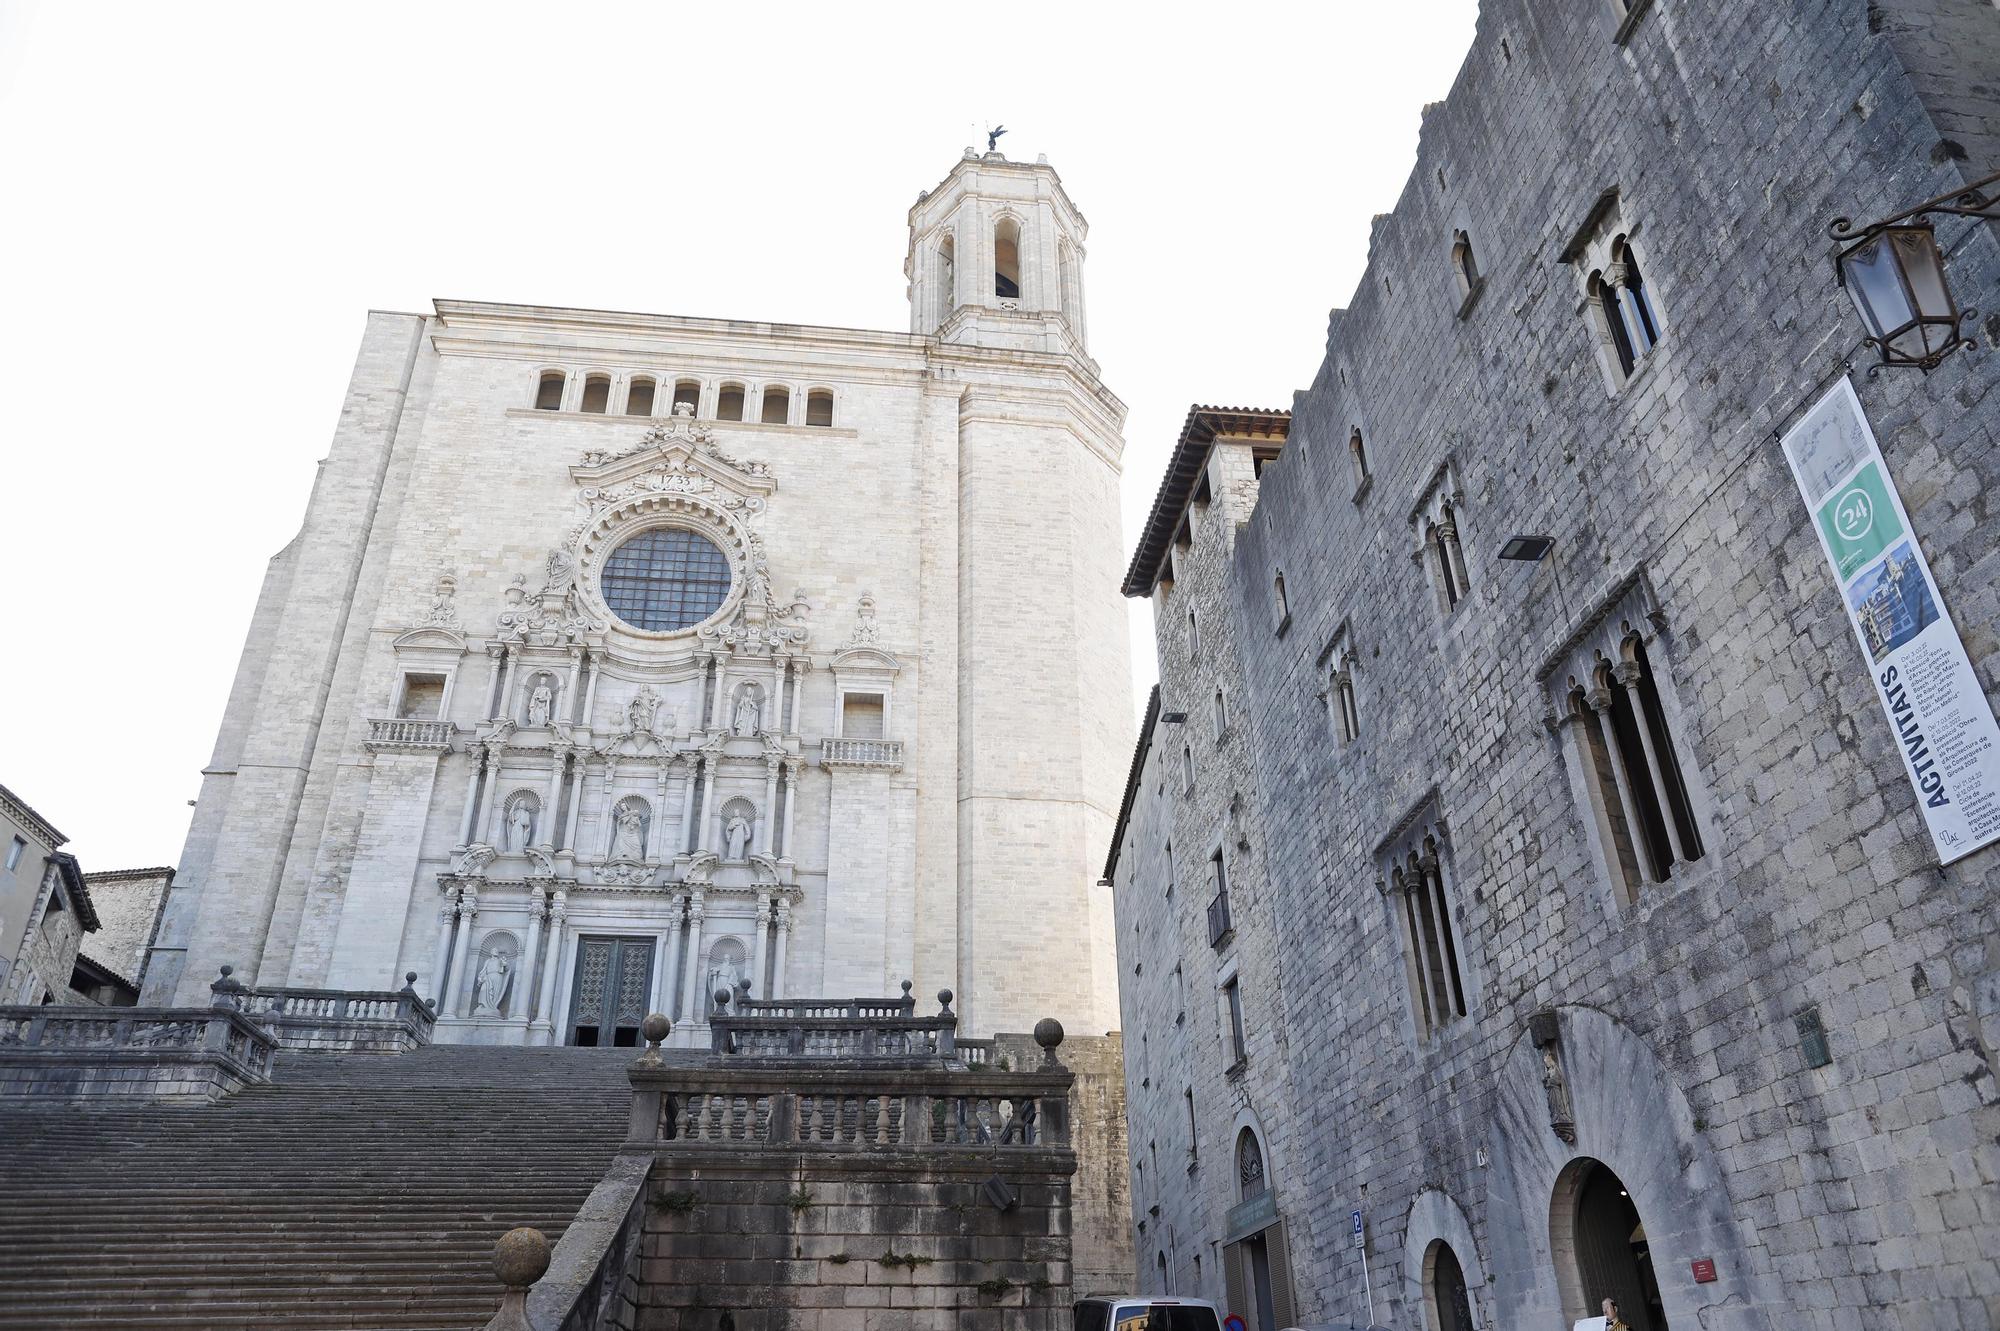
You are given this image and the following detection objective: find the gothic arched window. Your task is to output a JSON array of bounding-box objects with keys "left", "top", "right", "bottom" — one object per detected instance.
[
  {"left": 600, "top": 528, "right": 734, "bottom": 633},
  {"left": 1236, "top": 1128, "right": 1266, "bottom": 1201}
]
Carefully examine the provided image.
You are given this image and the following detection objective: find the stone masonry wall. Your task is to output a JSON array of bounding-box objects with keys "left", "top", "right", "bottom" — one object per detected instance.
[
  {"left": 637, "top": 1155, "right": 1073, "bottom": 1330},
  {"left": 1205, "top": 1, "right": 2000, "bottom": 1329}
]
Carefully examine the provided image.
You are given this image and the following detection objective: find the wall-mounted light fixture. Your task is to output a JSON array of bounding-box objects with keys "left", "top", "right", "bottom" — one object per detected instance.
[{"left": 1829, "top": 169, "right": 1997, "bottom": 372}]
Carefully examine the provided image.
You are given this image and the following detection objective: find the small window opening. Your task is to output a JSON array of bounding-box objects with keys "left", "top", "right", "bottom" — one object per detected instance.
[
  {"left": 994, "top": 216, "right": 1022, "bottom": 298},
  {"left": 841, "top": 693, "right": 886, "bottom": 739},
  {"left": 760, "top": 386, "right": 790, "bottom": 425},
  {"left": 1350, "top": 428, "right": 1370, "bottom": 488},
  {"left": 1188, "top": 609, "right": 1201, "bottom": 657},
  {"left": 580, "top": 374, "right": 611, "bottom": 414},
  {"left": 534, "top": 370, "right": 565, "bottom": 411},
  {"left": 1452, "top": 230, "right": 1480, "bottom": 304},
  {"left": 1182, "top": 744, "right": 1195, "bottom": 794},
  {"left": 672, "top": 380, "right": 701, "bottom": 414},
  {"left": 936, "top": 235, "right": 957, "bottom": 325},
  {"left": 6, "top": 837, "right": 25, "bottom": 872},
  {"left": 625, "top": 377, "right": 656, "bottom": 416},
  {"left": 1223, "top": 981, "right": 1247, "bottom": 1066},
  {"left": 1213, "top": 687, "right": 1228, "bottom": 740},
  {"left": 398, "top": 673, "right": 448, "bottom": 720},
  {"left": 1332, "top": 662, "right": 1360, "bottom": 744},
  {"left": 1273, "top": 572, "right": 1290, "bottom": 630},
  {"left": 717, "top": 385, "right": 746, "bottom": 421},
  {"left": 805, "top": 390, "right": 834, "bottom": 427}
]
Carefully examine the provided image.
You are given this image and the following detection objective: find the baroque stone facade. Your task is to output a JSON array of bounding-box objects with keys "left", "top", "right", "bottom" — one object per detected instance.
[
  {"left": 145, "top": 151, "right": 1133, "bottom": 1047},
  {"left": 1113, "top": 4, "right": 2000, "bottom": 1331}
]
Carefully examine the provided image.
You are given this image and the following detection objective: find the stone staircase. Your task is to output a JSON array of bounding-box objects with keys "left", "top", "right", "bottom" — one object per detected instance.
[{"left": 0, "top": 1045, "right": 645, "bottom": 1330}]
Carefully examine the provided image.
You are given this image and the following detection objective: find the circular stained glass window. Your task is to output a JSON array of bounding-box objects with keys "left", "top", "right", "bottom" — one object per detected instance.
[{"left": 599, "top": 528, "right": 733, "bottom": 632}]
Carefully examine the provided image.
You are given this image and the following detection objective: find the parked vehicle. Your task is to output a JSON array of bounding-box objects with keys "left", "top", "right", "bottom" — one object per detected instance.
[{"left": 1073, "top": 1295, "right": 1227, "bottom": 1331}]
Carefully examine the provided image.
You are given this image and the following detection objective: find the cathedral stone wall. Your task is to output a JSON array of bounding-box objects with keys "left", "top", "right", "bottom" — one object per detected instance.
[
  {"left": 1117, "top": 2, "right": 2000, "bottom": 1329},
  {"left": 149, "top": 155, "right": 1133, "bottom": 1054}
]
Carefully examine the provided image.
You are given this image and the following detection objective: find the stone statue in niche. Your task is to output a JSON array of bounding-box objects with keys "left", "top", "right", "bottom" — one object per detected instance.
[
  {"left": 724, "top": 813, "right": 752, "bottom": 861},
  {"left": 732, "top": 689, "right": 762, "bottom": 736},
  {"left": 1530, "top": 1010, "right": 1576, "bottom": 1143},
  {"left": 527, "top": 681, "right": 553, "bottom": 727},
  {"left": 708, "top": 953, "right": 742, "bottom": 1004},
  {"left": 473, "top": 951, "right": 511, "bottom": 1016},
  {"left": 507, "top": 801, "right": 536, "bottom": 852},
  {"left": 628, "top": 687, "right": 660, "bottom": 735},
  {"left": 613, "top": 804, "right": 647, "bottom": 860}
]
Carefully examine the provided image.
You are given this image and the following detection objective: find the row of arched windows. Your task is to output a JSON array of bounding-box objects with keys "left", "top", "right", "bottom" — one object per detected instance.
[{"left": 532, "top": 370, "right": 837, "bottom": 427}]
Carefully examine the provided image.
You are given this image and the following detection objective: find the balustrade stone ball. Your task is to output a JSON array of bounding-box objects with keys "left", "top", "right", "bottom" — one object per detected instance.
[
  {"left": 492, "top": 1227, "right": 551, "bottom": 1289},
  {"left": 217, "top": 965, "right": 233, "bottom": 978},
  {"left": 1033, "top": 1017, "right": 1065, "bottom": 1054},
  {"left": 641, "top": 1012, "right": 672, "bottom": 1045},
  {"left": 714, "top": 987, "right": 733, "bottom": 1009},
  {"left": 938, "top": 988, "right": 955, "bottom": 1011},
  {"left": 406, "top": 972, "right": 418, "bottom": 984}
]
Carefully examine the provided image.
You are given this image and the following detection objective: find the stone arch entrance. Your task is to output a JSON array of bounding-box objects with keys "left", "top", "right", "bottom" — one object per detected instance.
[{"left": 1551, "top": 1157, "right": 1668, "bottom": 1331}]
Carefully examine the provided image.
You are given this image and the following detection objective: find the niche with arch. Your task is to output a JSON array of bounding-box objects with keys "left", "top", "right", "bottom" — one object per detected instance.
[
  {"left": 607, "top": 795, "right": 652, "bottom": 861},
  {"left": 521, "top": 670, "right": 562, "bottom": 728},
  {"left": 470, "top": 930, "right": 520, "bottom": 1018},
  {"left": 705, "top": 936, "right": 749, "bottom": 1008},
  {"left": 501, "top": 791, "right": 542, "bottom": 853},
  {"left": 729, "top": 681, "right": 768, "bottom": 736},
  {"left": 718, "top": 796, "right": 758, "bottom": 862}
]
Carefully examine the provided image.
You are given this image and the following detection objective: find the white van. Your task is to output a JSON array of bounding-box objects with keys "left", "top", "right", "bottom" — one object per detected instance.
[{"left": 1073, "top": 1295, "right": 1227, "bottom": 1331}]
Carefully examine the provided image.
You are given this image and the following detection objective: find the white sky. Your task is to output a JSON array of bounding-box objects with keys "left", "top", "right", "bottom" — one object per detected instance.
[{"left": 0, "top": 0, "right": 1479, "bottom": 869}]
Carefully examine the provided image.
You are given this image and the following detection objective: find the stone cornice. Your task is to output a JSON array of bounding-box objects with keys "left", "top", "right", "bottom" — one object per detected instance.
[{"left": 0, "top": 782, "right": 66, "bottom": 851}]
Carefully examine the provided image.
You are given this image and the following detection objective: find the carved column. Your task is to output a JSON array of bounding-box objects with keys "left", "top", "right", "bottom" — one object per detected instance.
[
  {"left": 429, "top": 887, "right": 459, "bottom": 1004},
  {"left": 759, "top": 760, "right": 780, "bottom": 855},
  {"left": 498, "top": 650, "right": 521, "bottom": 724},
  {"left": 485, "top": 644, "right": 508, "bottom": 720},
  {"left": 564, "top": 648, "right": 584, "bottom": 725},
  {"left": 771, "top": 900, "right": 791, "bottom": 1000},
  {"left": 521, "top": 886, "right": 547, "bottom": 1026},
  {"left": 1614, "top": 661, "right": 1689, "bottom": 865},
  {"left": 581, "top": 651, "right": 602, "bottom": 725},
  {"left": 535, "top": 890, "right": 567, "bottom": 1040},
  {"left": 678, "top": 756, "right": 699, "bottom": 855},
  {"left": 655, "top": 762, "right": 671, "bottom": 853},
  {"left": 564, "top": 753, "right": 588, "bottom": 851},
  {"left": 1588, "top": 683, "right": 1655, "bottom": 885},
  {"left": 680, "top": 891, "right": 707, "bottom": 1026},
  {"left": 1419, "top": 850, "right": 1462, "bottom": 1019},
  {"left": 439, "top": 886, "right": 478, "bottom": 1017},
  {"left": 662, "top": 893, "right": 687, "bottom": 1022},
  {"left": 473, "top": 742, "right": 505, "bottom": 845},
  {"left": 781, "top": 760, "right": 800, "bottom": 860},
  {"left": 750, "top": 892, "right": 771, "bottom": 999},
  {"left": 457, "top": 751, "right": 485, "bottom": 845},
  {"left": 1439, "top": 519, "right": 1470, "bottom": 599},
  {"left": 789, "top": 662, "right": 808, "bottom": 736},
  {"left": 542, "top": 748, "right": 568, "bottom": 849},
  {"left": 708, "top": 655, "right": 729, "bottom": 731},
  {"left": 700, "top": 759, "right": 720, "bottom": 853}
]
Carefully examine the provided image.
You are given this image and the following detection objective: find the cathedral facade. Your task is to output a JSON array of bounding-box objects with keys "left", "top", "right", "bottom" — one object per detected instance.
[{"left": 143, "top": 151, "right": 1132, "bottom": 1047}]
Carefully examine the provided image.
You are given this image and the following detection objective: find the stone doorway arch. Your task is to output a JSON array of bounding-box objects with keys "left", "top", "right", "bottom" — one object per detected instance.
[{"left": 1550, "top": 1156, "right": 1669, "bottom": 1331}]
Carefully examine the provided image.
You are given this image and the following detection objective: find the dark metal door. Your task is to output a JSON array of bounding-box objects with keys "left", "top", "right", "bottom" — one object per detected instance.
[{"left": 566, "top": 937, "right": 653, "bottom": 1047}]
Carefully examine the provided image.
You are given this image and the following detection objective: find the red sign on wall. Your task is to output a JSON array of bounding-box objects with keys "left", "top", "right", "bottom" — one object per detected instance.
[{"left": 1691, "top": 1258, "right": 1717, "bottom": 1284}]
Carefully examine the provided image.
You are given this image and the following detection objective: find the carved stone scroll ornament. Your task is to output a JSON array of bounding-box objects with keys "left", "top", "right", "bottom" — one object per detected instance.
[
  {"left": 1529, "top": 1010, "right": 1576, "bottom": 1143},
  {"left": 452, "top": 843, "right": 498, "bottom": 878},
  {"left": 847, "top": 593, "right": 882, "bottom": 648},
  {"left": 419, "top": 573, "right": 460, "bottom": 629}
]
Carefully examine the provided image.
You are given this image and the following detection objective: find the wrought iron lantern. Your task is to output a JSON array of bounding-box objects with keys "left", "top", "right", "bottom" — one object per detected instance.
[{"left": 1830, "top": 169, "right": 1997, "bottom": 372}]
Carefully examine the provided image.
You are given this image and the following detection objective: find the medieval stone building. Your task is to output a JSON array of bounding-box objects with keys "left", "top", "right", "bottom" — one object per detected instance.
[
  {"left": 144, "top": 150, "right": 1134, "bottom": 1050},
  {"left": 1112, "top": 2, "right": 2000, "bottom": 1330}
]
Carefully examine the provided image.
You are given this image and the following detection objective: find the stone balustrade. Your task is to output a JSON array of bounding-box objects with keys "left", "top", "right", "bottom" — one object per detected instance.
[
  {"left": 230, "top": 971, "right": 437, "bottom": 1052},
  {"left": 817, "top": 737, "right": 904, "bottom": 769},
  {"left": 0, "top": 1003, "right": 277, "bottom": 1101},
  {"left": 365, "top": 716, "right": 457, "bottom": 751},
  {"left": 708, "top": 982, "right": 961, "bottom": 1060},
  {"left": 632, "top": 1012, "right": 1073, "bottom": 1154}
]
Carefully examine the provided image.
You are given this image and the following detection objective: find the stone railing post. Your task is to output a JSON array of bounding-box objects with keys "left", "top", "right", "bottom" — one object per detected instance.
[
  {"left": 768, "top": 1091, "right": 797, "bottom": 1143},
  {"left": 209, "top": 964, "right": 247, "bottom": 1011},
  {"left": 485, "top": 1227, "right": 551, "bottom": 1331},
  {"left": 627, "top": 1014, "right": 672, "bottom": 1148},
  {"left": 936, "top": 989, "right": 957, "bottom": 1059}
]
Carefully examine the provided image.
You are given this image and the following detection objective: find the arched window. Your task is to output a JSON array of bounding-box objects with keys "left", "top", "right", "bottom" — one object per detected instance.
[
  {"left": 599, "top": 528, "right": 734, "bottom": 633},
  {"left": 625, "top": 376, "right": 656, "bottom": 417},
  {"left": 534, "top": 370, "right": 565, "bottom": 411},
  {"left": 672, "top": 379, "right": 701, "bottom": 414},
  {"left": 1451, "top": 229, "right": 1480, "bottom": 304},
  {"left": 1213, "top": 687, "right": 1228, "bottom": 740},
  {"left": 1157, "top": 1252, "right": 1171, "bottom": 1294},
  {"left": 936, "top": 234, "right": 957, "bottom": 325},
  {"left": 579, "top": 374, "right": 611, "bottom": 414},
  {"left": 1236, "top": 1129, "right": 1266, "bottom": 1201},
  {"left": 760, "top": 386, "right": 790, "bottom": 425},
  {"left": 994, "top": 216, "right": 1021, "bottom": 298},
  {"left": 1569, "top": 634, "right": 1704, "bottom": 901},
  {"left": 1391, "top": 836, "right": 1467, "bottom": 1037},
  {"left": 1591, "top": 270, "right": 1638, "bottom": 378},
  {"left": 716, "top": 384, "right": 746, "bottom": 421},
  {"left": 1332, "top": 658, "right": 1360, "bottom": 744},
  {"left": 1350, "top": 428, "right": 1370, "bottom": 488},
  {"left": 1611, "top": 236, "right": 1660, "bottom": 355},
  {"left": 805, "top": 389, "right": 834, "bottom": 427}
]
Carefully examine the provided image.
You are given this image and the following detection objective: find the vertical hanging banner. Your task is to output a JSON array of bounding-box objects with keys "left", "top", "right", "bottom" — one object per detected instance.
[{"left": 1780, "top": 377, "right": 2000, "bottom": 864}]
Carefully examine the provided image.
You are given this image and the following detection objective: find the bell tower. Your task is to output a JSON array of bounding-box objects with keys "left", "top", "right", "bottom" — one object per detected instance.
[{"left": 906, "top": 148, "right": 1090, "bottom": 358}]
